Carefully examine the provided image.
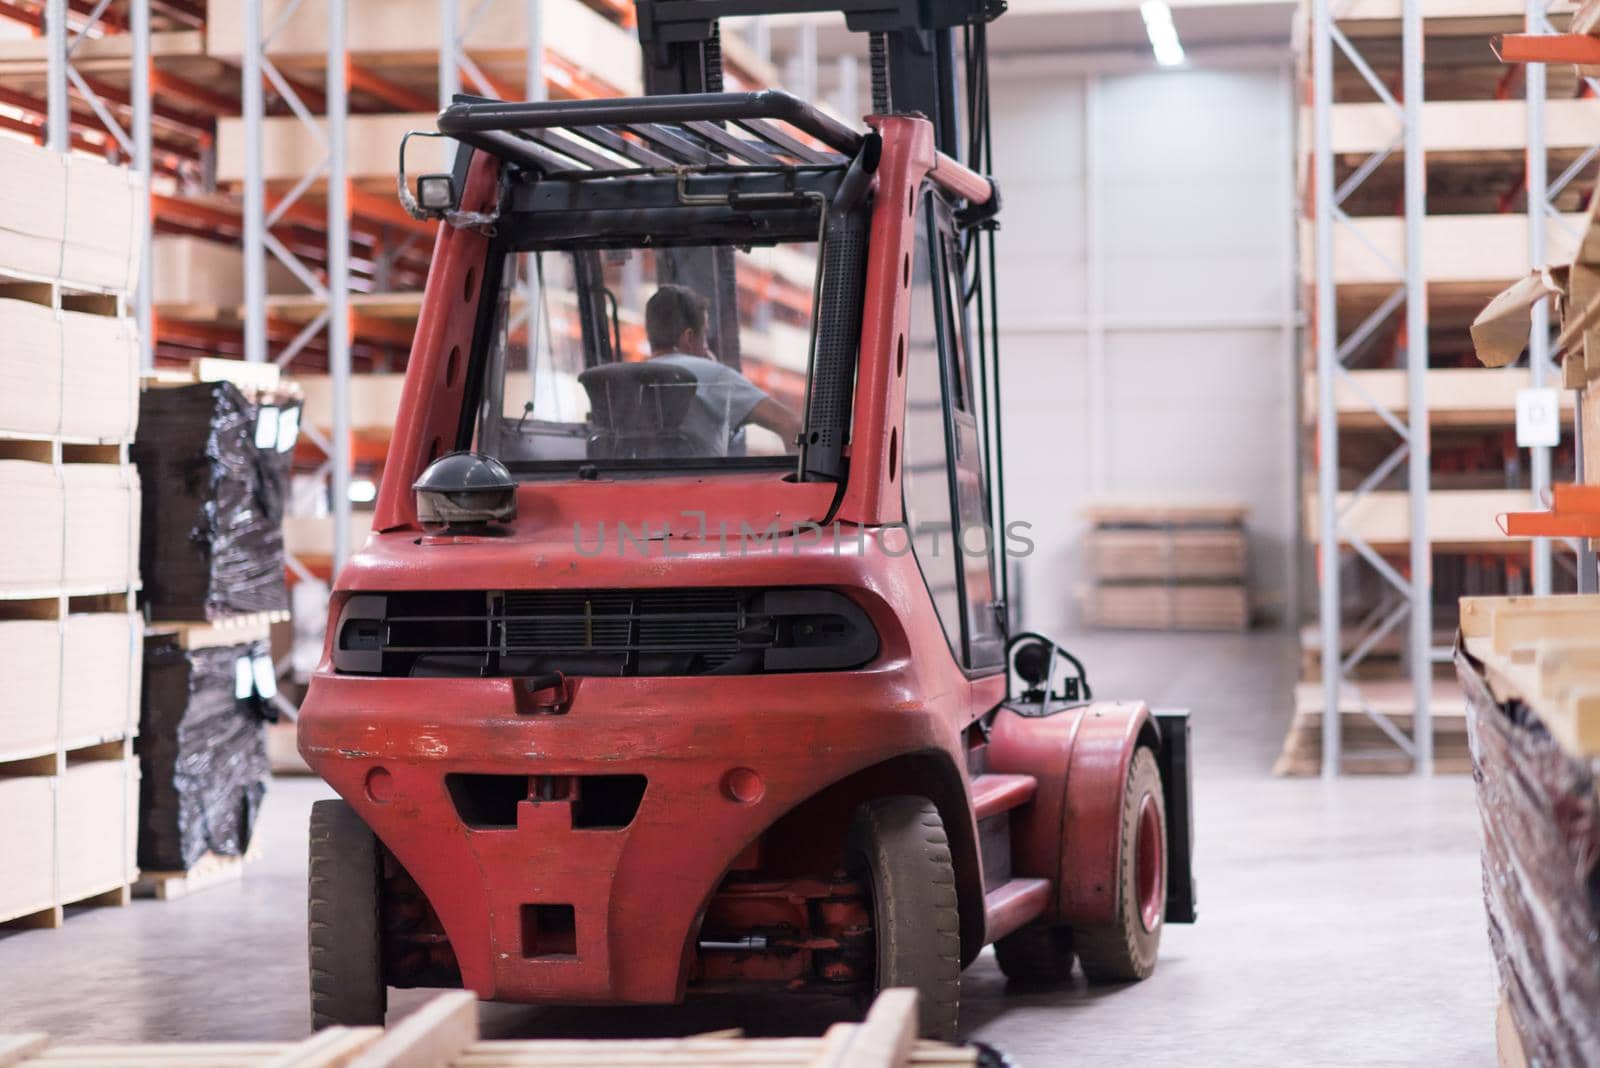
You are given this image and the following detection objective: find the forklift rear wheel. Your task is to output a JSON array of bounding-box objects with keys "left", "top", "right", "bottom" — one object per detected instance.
[
  {"left": 847, "top": 796, "right": 961, "bottom": 1042},
  {"left": 1075, "top": 747, "right": 1166, "bottom": 983},
  {"left": 308, "top": 799, "right": 387, "bottom": 1030},
  {"left": 993, "top": 922, "right": 1075, "bottom": 985}
]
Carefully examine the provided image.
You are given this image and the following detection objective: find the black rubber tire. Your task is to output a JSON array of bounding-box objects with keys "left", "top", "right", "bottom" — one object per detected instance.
[
  {"left": 1075, "top": 747, "right": 1166, "bottom": 983},
  {"left": 993, "top": 921, "right": 1075, "bottom": 985},
  {"left": 308, "top": 799, "right": 387, "bottom": 1030},
  {"left": 847, "top": 796, "right": 962, "bottom": 1042}
]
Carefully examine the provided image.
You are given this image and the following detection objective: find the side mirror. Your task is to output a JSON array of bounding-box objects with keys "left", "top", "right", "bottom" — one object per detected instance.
[{"left": 415, "top": 173, "right": 458, "bottom": 215}]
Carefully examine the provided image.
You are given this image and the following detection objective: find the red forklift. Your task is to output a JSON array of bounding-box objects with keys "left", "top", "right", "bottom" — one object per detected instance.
[{"left": 299, "top": 0, "right": 1194, "bottom": 1041}]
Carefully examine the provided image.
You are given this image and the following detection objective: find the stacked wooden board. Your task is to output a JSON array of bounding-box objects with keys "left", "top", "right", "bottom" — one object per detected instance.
[
  {"left": 1081, "top": 501, "right": 1249, "bottom": 631},
  {"left": 0, "top": 139, "right": 144, "bottom": 929},
  {"left": 0, "top": 988, "right": 981, "bottom": 1067},
  {"left": 1456, "top": 594, "right": 1600, "bottom": 1065}
]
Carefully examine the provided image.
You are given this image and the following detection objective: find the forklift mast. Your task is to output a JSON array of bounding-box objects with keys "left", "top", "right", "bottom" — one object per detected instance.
[
  {"left": 632, "top": 0, "right": 1003, "bottom": 371},
  {"left": 635, "top": 0, "right": 1005, "bottom": 164}
]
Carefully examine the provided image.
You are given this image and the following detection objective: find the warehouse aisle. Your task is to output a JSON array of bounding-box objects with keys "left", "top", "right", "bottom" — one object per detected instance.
[{"left": 0, "top": 632, "right": 1495, "bottom": 1065}]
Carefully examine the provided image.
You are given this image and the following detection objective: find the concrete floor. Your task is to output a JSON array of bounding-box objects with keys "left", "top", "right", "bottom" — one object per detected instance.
[{"left": 0, "top": 632, "right": 1498, "bottom": 1065}]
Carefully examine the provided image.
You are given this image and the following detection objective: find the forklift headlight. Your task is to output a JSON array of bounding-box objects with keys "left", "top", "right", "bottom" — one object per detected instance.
[
  {"left": 416, "top": 173, "right": 458, "bottom": 213},
  {"left": 413, "top": 451, "right": 517, "bottom": 532}
]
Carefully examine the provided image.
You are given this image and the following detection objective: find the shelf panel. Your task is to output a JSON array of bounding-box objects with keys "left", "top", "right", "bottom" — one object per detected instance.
[
  {"left": 1309, "top": 213, "right": 1586, "bottom": 287},
  {"left": 1317, "top": 367, "right": 1576, "bottom": 429},
  {"left": 1307, "top": 488, "right": 1547, "bottom": 550},
  {"left": 1327, "top": 98, "right": 1600, "bottom": 156}
]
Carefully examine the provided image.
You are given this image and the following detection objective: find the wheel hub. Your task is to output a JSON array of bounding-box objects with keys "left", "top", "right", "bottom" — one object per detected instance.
[{"left": 1135, "top": 792, "right": 1165, "bottom": 933}]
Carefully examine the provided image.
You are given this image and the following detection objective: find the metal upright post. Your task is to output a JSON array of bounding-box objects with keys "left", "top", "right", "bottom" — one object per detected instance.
[
  {"left": 526, "top": 0, "right": 544, "bottom": 101},
  {"left": 131, "top": 0, "right": 153, "bottom": 371},
  {"left": 1527, "top": 0, "right": 1553, "bottom": 595},
  {"left": 1312, "top": 0, "right": 1341, "bottom": 777},
  {"left": 522, "top": 0, "right": 544, "bottom": 371},
  {"left": 44, "top": 0, "right": 67, "bottom": 151},
  {"left": 1403, "top": 0, "right": 1431, "bottom": 773},
  {"left": 440, "top": 0, "right": 460, "bottom": 107},
  {"left": 242, "top": 0, "right": 267, "bottom": 364},
  {"left": 329, "top": 0, "right": 352, "bottom": 570}
]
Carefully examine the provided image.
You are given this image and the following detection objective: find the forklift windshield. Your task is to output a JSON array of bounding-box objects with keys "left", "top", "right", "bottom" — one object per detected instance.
[{"left": 477, "top": 239, "right": 816, "bottom": 473}]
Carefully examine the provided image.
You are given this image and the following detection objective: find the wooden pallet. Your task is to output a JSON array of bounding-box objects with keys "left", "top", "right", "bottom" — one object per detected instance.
[
  {"left": 0, "top": 988, "right": 978, "bottom": 1067},
  {"left": 147, "top": 611, "right": 286, "bottom": 650},
  {"left": 134, "top": 844, "right": 262, "bottom": 902},
  {"left": 1274, "top": 679, "right": 1474, "bottom": 775},
  {"left": 1, "top": 883, "right": 131, "bottom": 932}
]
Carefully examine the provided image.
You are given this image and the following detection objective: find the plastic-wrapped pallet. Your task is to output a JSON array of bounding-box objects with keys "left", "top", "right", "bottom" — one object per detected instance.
[
  {"left": 131, "top": 381, "right": 301, "bottom": 620},
  {"left": 137, "top": 635, "right": 275, "bottom": 871}
]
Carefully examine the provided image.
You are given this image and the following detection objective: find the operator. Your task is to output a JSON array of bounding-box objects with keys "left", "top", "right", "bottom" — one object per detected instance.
[{"left": 644, "top": 283, "right": 802, "bottom": 456}]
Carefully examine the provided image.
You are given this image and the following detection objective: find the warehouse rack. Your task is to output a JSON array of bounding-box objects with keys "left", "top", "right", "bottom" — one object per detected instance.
[
  {"left": 1301, "top": 0, "right": 1599, "bottom": 774},
  {"left": 0, "top": 0, "right": 808, "bottom": 720}
]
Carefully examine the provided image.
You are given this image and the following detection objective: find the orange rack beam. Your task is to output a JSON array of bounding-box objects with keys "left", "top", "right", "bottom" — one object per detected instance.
[
  {"left": 1500, "top": 484, "right": 1600, "bottom": 538},
  {"left": 1492, "top": 32, "right": 1600, "bottom": 64}
]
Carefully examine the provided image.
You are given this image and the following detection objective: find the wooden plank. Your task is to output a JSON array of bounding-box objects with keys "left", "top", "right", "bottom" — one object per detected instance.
[
  {"left": 348, "top": 990, "right": 476, "bottom": 1068},
  {"left": 1459, "top": 593, "right": 1600, "bottom": 638},
  {"left": 1461, "top": 594, "right": 1600, "bottom": 756},
  {"left": 260, "top": 1027, "right": 383, "bottom": 1068},
  {"left": 814, "top": 988, "right": 918, "bottom": 1068}
]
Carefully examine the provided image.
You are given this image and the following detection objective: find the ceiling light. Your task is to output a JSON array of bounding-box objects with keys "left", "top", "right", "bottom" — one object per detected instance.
[{"left": 1139, "top": 1, "right": 1186, "bottom": 68}]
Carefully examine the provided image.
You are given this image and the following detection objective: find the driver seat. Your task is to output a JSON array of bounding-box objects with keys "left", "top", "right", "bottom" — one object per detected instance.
[{"left": 578, "top": 361, "right": 699, "bottom": 460}]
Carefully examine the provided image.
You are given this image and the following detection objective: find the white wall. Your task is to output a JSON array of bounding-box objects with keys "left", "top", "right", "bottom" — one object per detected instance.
[{"left": 990, "top": 56, "right": 1297, "bottom": 635}]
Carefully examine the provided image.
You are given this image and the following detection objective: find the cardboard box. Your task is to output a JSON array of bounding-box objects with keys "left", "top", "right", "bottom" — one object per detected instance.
[
  {"left": 57, "top": 758, "right": 136, "bottom": 901},
  {"left": 60, "top": 155, "right": 141, "bottom": 293},
  {"left": 61, "top": 612, "right": 138, "bottom": 747},
  {"left": 0, "top": 297, "right": 62, "bottom": 437},
  {"left": 0, "top": 137, "right": 66, "bottom": 279},
  {"left": 59, "top": 311, "right": 138, "bottom": 442},
  {"left": 0, "top": 459, "right": 64, "bottom": 593},
  {"left": 0, "top": 614, "right": 61, "bottom": 758},
  {"left": 205, "top": 0, "right": 641, "bottom": 97},
  {"left": 0, "top": 775, "right": 57, "bottom": 923},
  {"left": 62, "top": 463, "right": 139, "bottom": 592},
  {"left": 152, "top": 235, "right": 304, "bottom": 308}
]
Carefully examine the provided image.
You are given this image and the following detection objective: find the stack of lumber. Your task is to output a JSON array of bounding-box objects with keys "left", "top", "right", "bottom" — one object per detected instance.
[
  {"left": 1080, "top": 501, "right": 1249, "bottom": 631},
  {"left": 0, "top": 140, "right": 144, "bottom": 930},
  {"left": 1456, "top": 593, "right": 1600, "bottom": 1066},
  {"left": 0, "top": 988, "right": 984, "bottom": 1067}
]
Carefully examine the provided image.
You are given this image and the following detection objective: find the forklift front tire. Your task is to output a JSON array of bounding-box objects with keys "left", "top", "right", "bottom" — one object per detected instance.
[
  {"left": 1074, "top": 747, "right": 1167, "bottom": 983},
  {"left": 847, "top": 796, "right": 962, "bottom": 1042},
  {"left": 308, "top": 799, "right": 387, "bottom": 1030}
]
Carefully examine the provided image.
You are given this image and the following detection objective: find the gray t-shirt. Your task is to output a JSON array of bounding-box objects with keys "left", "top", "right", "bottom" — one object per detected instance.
[{"left": 649, "top": 353, "right": 769, "bottom": 457}]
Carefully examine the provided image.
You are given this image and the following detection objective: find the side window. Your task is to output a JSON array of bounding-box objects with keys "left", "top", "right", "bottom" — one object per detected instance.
[
  {"left": 901, "top": 196, "right": 963, "bottom": 657},
  {"left": 937, "top": 228, "right": 1004, "bottom": 670}
]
